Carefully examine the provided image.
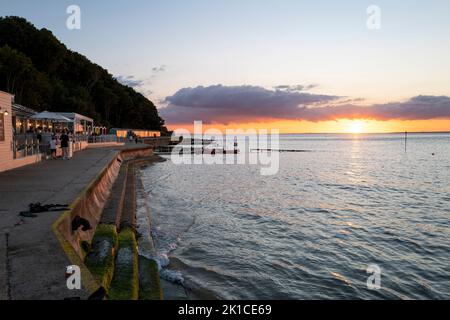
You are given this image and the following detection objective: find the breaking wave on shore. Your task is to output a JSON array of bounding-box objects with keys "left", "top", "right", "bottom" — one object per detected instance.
[{"left": 136, "top": 175, "right": 185, "bottom": 285}]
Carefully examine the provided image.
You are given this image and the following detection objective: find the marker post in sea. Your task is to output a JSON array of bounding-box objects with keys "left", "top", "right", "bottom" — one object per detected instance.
[{"left": 405, "top": 131, "right": 408, "bottom": 152}]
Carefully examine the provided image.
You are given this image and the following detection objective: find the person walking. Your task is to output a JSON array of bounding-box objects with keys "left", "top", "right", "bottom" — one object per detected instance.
[{"left": 60, "top": 130, "right": 70, "bottom": 160}]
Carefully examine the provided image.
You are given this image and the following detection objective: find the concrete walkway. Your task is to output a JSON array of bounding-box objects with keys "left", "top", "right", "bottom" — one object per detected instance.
[{"left": 0, "top": 145, "right": 145, "bottom": 300}]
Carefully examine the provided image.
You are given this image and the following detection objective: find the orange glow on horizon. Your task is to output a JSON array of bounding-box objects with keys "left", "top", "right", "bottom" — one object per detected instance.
[
  {"left": 347, "top": 120, "right": 365, "bottom": 134},
  {"left": 166, "top": 119, "right": 450, "bottom": 134}
]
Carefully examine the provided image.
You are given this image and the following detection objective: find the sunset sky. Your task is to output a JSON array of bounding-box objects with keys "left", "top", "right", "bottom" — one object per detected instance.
[{"left": 2, "top": 0, "right": 450, "bottom": 133}]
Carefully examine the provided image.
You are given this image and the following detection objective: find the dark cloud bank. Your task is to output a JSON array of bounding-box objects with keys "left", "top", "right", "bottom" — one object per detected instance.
[{"left": 160, "top": 85, "right": 450, "bottom": 124}]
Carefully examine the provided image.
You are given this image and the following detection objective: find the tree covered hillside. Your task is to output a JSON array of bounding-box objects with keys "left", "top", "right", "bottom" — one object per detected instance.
[{"left": 0, "top": 16, "right": 165, "bottom": 130}]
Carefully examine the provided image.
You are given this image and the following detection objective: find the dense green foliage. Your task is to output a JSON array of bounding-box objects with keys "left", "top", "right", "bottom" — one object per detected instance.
[{"left": 0, "top": 16, "right": 165, "bottom": 130}]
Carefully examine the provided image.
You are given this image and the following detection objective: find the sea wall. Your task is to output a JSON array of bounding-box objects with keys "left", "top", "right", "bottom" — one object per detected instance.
[
  {"left": 54, "top": 146, "right": 153, "bottom": 258},
  {"left": 52, "top": 146, "right": 153, "bottom": 295}
]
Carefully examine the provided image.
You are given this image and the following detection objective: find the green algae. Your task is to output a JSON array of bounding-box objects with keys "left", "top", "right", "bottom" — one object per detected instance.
[
  {"left": 139, "top": 256, "right": 163, "bottom": 300},
  {"left": 84, "top": 224, "right": 118, "bottom": 291},
  {"left": 108, "top": 227, "right": 139, "bottom": 300}
]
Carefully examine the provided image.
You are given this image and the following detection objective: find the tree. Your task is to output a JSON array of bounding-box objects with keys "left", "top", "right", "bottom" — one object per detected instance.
[
  {"left": 0, "top": 16, "right": 166, "bottom": 131},
  {"left": 0, "top": 45, "right": 33, "bottom": 95}
]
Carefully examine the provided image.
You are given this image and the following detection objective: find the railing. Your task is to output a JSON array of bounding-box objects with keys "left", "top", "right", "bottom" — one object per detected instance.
[
  {"left": 72, "top": 134, "right": 119, "bottom": 143},
  {"left": 13, "top": 134, "right": 40, "bottom": 159},
  {"left": 12, "top": 133, "right": 122, "bottom": 160},
  {"left": 74, "top": 134, "right": 89, "bottom": 142},
  {"left": 88, "top": 134, "right": 118, "bottom": 144}
]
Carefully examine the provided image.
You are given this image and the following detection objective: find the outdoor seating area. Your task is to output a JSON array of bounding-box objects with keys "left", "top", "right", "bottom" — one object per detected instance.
[
  {"left": 12, "top": 110, "right": 93, "bottom": 160},
  {"left": 0, "top": 91, "right": 124, "bottom": 172},
  {"left": 0, "top": 90, "right": 163, "bottom": 173}
]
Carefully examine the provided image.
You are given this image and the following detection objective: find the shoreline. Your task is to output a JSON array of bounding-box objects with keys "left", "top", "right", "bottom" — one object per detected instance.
[
  {"left": 134, "top": 155, "right": 192, "bottom": 300},
  {"left": 75, "top": 151, "right": 168, "bottom": 300},
  {"left": 136, "top": 158, "right": 221, "bottom": 300}
]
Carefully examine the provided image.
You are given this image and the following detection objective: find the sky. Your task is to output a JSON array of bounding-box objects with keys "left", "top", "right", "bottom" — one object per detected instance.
[{"left": 1, "top": 0, "right": 450, "bottom": 133}]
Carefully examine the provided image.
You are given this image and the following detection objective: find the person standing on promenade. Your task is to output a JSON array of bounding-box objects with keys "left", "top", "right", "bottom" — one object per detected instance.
[
  {"left": 49, "top": 134, "right": 57, "bottom": 159},
  {"left": 60, "top": 130, "right": 70, "bottom": 160},
  {"left": 42, "top": 128, "right": 52, "bottom": 159},
  {"left": 68, "top": 130, "right": 74, "bottom": 159}
]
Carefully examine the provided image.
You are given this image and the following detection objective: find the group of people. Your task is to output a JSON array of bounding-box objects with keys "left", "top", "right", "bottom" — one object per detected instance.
[
  {"left": 35, "top": 128, "right": 74, "bottom": 160},
  {"left": 128, "top": 132, "right": 140, "bottom": 144}
]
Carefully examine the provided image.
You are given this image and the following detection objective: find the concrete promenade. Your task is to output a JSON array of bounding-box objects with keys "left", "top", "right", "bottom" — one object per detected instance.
[{"left": 0, "top": 144, "right": 147, "bottom": 300}]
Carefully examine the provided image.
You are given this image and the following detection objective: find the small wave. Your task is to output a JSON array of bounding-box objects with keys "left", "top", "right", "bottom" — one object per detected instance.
[
  {"left": 155, "top": 251, "right": 170, "bottom": 268},
  {"left": 153, "top": 251, "right": 185, "bottom": 284},
  {"left": 136, "top": 173, "right": 185, "bottom": 285},
  {"left": 160, "top": 268, "right": 184, "bottom": 284},
  {"left": 155, "top": 238, "right": 185, "bottom": 284},
  {"left": 137, "top": 247, "right": 185, "bottom": 285},
  {"left": 330, "top": 272, "right": 352, "bottom": 286}
]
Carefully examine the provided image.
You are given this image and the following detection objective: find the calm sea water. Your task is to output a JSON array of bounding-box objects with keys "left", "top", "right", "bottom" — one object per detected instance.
[{"left": 139, "top": 133, "right": 450, "bottom": 299}]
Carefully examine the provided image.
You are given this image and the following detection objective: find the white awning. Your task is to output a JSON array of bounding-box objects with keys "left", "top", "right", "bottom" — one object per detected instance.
[{"left": 30, "top": 111, "right": 71, "bottom": 122}]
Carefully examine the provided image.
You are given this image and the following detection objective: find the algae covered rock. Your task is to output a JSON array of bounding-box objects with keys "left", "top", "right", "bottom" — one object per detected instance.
[
  {"left": 84, "top": 224, "right": 118, "bottom": 290},
  {"left": 139, "top": 256, "right": 163, "bottom": 300},
  {"left": 108, "top": 228, "right": 139, "bottom": 300}
]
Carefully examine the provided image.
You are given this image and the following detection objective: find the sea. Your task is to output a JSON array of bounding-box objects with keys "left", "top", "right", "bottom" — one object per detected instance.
[{"left": 138, "top": 133, "right": 450, "bottom": 299}]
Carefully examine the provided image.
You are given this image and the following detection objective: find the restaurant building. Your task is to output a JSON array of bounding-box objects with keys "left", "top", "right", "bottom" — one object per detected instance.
[
  {"left": 0, "top": 90, "right": 98, "bottom": 173},
  {"left": 109, "top": 128, "right": 161, "bottom": 139},
  {"left": 57, "top": 112, "right": 94, "bottom": 135},
  {"left": 0, "top": 91, "right": 42, "bottom": 172}
]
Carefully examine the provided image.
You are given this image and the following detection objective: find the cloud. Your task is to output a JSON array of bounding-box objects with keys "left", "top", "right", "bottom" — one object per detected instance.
[
  {"left": 330, "top": 95, "right": 450, "bottom": 121},
  {"left": 115, "top": 75, "right": 146, "bottom": 88},
  {"left": 161, "top": 85, "right": 450, "bottom": 124},
  {"left": 152, "top": 65, "right": 167, "bottom": 73},
  {"left": 115, "top": 75, "right": 154, "bottom": 99},
  {"left": 116, "top": 65, "right": 166, "bottom": 94},
  {"left": 161, "top": 84, "right": 340, "bottom": 124},
  {"left": 273, "top": 84, "right": 318, "bottom": 92}
]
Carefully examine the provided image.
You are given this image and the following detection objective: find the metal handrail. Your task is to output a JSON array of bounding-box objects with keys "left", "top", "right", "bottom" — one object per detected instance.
[{"left": 12, "top": 133, "right": 123, "bottom": 159}]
